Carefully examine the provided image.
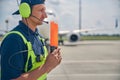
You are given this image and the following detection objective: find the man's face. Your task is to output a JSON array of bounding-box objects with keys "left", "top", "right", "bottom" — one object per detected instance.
[{"left": 30, "top": 4, "right": 47, "bottom": 25}]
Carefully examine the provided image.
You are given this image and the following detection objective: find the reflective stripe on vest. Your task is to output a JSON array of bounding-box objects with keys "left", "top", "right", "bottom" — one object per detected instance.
[{"left": 3, "top": 31, "right": 48, "bottom": 80}]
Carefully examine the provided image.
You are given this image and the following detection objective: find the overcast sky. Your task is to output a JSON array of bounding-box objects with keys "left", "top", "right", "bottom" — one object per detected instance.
[{"left": 0, "top": 0, "right": 120, "bottom": 34}]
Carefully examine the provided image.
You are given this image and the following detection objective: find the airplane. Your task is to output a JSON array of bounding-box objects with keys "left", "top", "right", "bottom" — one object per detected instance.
[{"left": 38, "top": 9, "right": 119, "bottom": 46}]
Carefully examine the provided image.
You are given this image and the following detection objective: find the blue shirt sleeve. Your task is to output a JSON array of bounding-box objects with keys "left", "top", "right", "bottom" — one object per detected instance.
[{"left": 1, "top": 34, "right": 27, "bottom": 80}]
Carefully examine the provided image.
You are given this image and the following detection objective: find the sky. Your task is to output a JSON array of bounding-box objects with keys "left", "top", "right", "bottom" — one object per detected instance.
[{"left": 0, "top": 0, "right": 120, "bottom": 35}]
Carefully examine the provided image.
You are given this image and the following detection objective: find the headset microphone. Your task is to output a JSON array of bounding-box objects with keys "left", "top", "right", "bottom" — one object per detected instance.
[{"left": 31, "top": 15, "right": 49, "bottom": 24}]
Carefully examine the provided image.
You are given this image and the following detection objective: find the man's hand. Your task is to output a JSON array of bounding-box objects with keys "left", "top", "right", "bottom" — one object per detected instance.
[{"left": 43, "top": 47, "right": 62, "bottom": 73}]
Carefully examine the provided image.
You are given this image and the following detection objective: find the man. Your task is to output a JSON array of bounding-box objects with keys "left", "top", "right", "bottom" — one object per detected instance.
[{"left": 0, "top": 0, "right": 62, "bottom": 80}]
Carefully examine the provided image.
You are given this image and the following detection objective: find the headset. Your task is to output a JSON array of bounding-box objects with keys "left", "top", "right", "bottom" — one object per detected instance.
[
  {"left": 17, "top": 0, "right": 33, "bottom": 18},
  {"left": 18, "top": 0, "right": 48, "bottom": 23},
  {"left": 19, "top": 2, "right": 31, "bottom": 18}
]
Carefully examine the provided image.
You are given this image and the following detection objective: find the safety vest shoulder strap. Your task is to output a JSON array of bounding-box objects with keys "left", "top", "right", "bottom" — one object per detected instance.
[{"left": 2, "top": 31, "right": 27, "bottom": 44}]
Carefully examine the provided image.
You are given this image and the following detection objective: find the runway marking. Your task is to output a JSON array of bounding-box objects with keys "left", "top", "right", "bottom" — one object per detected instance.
[
  {"left": 62, "top": 60, "right": 120, "bottom": 63},
  {"left": 48, "top": 74, "right": 120, "bottom": 77}
]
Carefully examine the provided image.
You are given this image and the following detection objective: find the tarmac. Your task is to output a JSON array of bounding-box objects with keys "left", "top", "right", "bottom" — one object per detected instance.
[{"left": 47, "top": 40, "right": 120, "bottom": 80}]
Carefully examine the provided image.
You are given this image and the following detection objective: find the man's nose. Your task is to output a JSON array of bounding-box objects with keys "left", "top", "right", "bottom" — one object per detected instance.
[{"left": 44, "top": 12, "right": 47, "bottom": 18}]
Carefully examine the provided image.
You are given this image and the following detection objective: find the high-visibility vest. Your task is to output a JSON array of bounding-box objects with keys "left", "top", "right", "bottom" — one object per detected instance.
[{"left": 3, "top": 31, "right": 48, "bottom": 80}]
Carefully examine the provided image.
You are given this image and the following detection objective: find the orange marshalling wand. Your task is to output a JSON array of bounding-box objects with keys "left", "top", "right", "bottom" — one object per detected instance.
[{"left": 50, "top": 21, "right": 58, "bottom": 52}]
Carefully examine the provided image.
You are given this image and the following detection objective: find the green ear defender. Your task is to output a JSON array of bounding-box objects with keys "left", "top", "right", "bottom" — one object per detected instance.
[{"left": 19, "top": 3, "right": 31, "bottom": 18}]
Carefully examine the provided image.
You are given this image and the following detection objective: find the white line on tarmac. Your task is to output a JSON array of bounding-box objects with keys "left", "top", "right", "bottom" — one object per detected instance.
[
  {"left": 48, "top": 74, "right": 120, "bottom": 77},
  {"left": 62, "top": 60, "right": 120, "bottom": 63}
]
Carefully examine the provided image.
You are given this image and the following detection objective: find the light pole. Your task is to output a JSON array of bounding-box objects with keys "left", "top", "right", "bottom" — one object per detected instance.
[
  {"left": 5, "top": 19, "right": 9, "bottom": 32},
  {"left": 79, "top": 0, "right": 82, "bottom": 32}
]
